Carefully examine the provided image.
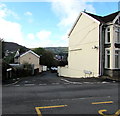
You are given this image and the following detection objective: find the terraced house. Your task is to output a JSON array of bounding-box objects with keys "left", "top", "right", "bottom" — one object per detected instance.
[{"left": 58, "top": 11, "right": 120, "bottom": 80}]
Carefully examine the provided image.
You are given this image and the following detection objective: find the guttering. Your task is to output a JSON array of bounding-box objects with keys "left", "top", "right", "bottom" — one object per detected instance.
[{"left": 99, "top": 23, "right": 104, "bottom": 77}]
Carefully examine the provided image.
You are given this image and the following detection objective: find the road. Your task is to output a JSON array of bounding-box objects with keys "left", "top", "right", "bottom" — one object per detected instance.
[{"left": 2, "top": 72, "right": 120, "bottom": 116}]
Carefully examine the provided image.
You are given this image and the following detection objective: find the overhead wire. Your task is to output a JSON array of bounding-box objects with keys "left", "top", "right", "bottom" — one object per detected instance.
[{"left": 69, "top": 25, "right": 98, "bottom": 48}]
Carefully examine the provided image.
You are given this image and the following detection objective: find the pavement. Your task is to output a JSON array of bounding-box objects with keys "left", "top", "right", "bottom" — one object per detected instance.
[
  {"left": 61, "top": 76, "right": 119, "bottom": 83},
  {"left": 2, "top": 72, "right": 46, "bottom": 85},
  {"left": 2, "top": 71, "right": 120, "bottom": 115},
  {"left": 3, "top": 71, "right": 119, "bottom": 86}
]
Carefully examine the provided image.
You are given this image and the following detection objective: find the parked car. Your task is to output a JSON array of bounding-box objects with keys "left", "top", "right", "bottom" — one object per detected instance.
[{"left": 51, "top": 67, "right": 58, "bottom": 73}]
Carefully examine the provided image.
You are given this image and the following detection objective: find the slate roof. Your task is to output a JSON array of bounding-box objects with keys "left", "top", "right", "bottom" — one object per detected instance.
[
  {"left": 86, "top": 11, "right": 120, "bottom": 23},
  {"left": 85, "top": 12, "right": 104, "bottom": 23},
  {"left": 102, "top": 11, "right": 120, "bottom": 23}
]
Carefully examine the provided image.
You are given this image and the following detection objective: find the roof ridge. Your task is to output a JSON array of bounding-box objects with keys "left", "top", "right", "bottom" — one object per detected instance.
[
  {"left": 85, "top": 12, "right": 103, "bottom": 17},
  {"left": 85, "top": 12, "right": 104, "bottom": 23},
  {"left": 103, "top": 11, "right": 120, "bottom": 17},
  {"left": 85, "top": 11, "right": 120, "bottom": 23}
]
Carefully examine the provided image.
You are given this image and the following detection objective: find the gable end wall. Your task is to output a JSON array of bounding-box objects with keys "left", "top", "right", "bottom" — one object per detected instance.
[{"left": 68, "top": 13, "right": 100, "bottom": 77}]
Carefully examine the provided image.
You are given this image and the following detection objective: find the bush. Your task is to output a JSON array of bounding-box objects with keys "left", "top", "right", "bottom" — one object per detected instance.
[
  {"left": 2, "top": 60, "right": 13, "bottom": 81},
  {"left": 2, "top": 62, "right": 34, "bottom": 81}
]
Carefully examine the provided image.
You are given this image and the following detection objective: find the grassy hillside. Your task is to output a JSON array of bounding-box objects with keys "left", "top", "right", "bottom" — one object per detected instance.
[
  {"left": 44, "top": 47, "right": 68, "bottom": 54},
  {"left": 3, "top": 42, "right": 68, "bottom": 55},
  {"left": 3, "top": 42, "right": 29, "bottom": 52}
]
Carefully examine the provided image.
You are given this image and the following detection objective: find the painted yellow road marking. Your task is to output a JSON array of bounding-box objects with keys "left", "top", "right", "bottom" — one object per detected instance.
[
  {"left": 36, "top": 104, "right": 67, "bottom": 109},
  {"left": 98, "top": 109, "right": 120, "bottom": 116},
  {"left": 99, "top": 109, "right": 107, "bottom": 115},
  {"left": 35, "top": 105, "right": 67, "bottom": 116},
  {"left": 35, "top": 107, "right": 42, "bottom": 116},
  {"left": 115, "top": 109, "right": 120, "bottom": 115},
  {"left": 92, "top": 101, "right": 113, "bottom": 105}
]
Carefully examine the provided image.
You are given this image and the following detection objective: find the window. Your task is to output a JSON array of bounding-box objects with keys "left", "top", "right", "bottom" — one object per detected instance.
[
  {"left": 105, "top": 27, "right": 110, "bottom": 43},
  {"left": 115, "top": 27, "right": 120, "bottom": 43},
  {"left": 105, "top": 49, "right": 110, "bottom": 68},
  {"left": 119, "top": 16, "right": 120, "bottom": 24},
  {"left": 115, "top": 50, "right": 120, "bottom": 68}
]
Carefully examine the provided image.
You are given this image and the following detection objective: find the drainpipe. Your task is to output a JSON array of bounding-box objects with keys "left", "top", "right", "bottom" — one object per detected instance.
[{"left": 99, "top": 23, "right": 104, "bottom": 77}]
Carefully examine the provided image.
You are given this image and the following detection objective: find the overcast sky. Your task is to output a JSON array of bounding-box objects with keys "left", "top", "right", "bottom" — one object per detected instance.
[{"left": 0, "top": 0, "right": 119, "bottom": 48}]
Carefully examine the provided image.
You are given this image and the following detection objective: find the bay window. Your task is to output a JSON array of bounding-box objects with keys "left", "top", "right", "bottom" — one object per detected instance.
[
  {"left": 115, "top": 50, "right": 120, "bottom": 69},
  {"left": 105, "top": 27, "right": 110, "bottom": 43},
  {"left": 105, "top": 49, "right": 110, "bottom": 68},
  {"left": 115, "top": 27, "right": 120, "bottom": 43}
]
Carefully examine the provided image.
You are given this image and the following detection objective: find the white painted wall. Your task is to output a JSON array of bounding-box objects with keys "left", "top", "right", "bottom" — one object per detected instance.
[{"left": 59, "top": 12, "right": 100, "bottom": 78}]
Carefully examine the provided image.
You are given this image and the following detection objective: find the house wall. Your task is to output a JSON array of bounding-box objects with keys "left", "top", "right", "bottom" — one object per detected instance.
[
  {"left": 104, "top": 23, "right": 120, "bottom": 80},
  {"left": 59, "top": 13, "right": 100, "bottom": 78},
  {"left": 19, "top": 52, "right": 40, "bottom": 71},
  {"left": 104, "top": 69, "right": 120, "bottom": 81},
  {"left": 14, "top": 58, "right": 19, "bottom": 63}
]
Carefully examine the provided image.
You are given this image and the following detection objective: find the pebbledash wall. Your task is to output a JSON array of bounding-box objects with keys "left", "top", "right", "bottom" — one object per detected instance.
[{"left": 58, "top": 12, "right": 100, "bottom": 78}]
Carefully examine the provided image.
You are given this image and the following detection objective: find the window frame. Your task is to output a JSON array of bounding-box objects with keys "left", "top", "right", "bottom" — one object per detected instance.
[
  {"left": 114, "top": 49, "right": 120, "bottom": 69},
  {"left": 105, "top": 27, "right": 111, "bottom": 44},
  {"left": 115, "top": 26, "right": 120, "bottom": 43},
  {"left": 105, "top": 49, "right": 110, "bottom": 69}
]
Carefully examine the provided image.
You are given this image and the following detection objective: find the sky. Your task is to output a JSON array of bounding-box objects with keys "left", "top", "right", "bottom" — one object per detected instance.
[{"left": 0, "top": 0, "right": 119, "bottom": 48}]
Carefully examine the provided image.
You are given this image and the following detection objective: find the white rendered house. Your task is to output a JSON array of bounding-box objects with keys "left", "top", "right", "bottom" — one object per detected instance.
[{"left": 58, "top": 11, "right": 120, "bottom": 80}]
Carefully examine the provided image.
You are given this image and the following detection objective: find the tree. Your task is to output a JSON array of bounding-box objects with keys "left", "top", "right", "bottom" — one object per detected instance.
[
  {"left": 33, "top": 47, "right": 45, "bottom": 55},
  {"left": 3, "top": 52, "right": 15, "bottom": 64},
  {"left": 41, "top": 50, "right": 54, "bottom": 68},
  {"left": 33, "top": 47, "right": 57, "bottom": 68}
]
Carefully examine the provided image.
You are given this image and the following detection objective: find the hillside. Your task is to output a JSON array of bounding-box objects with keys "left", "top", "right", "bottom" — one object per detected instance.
[
  {"left": 3, "top": 42, "right": 29, "bottom": 52},
  {"left": 44, "top": 47, "right": 68, "bottom": 54},
  {"left": 3, "top": 42, "right": 68, "bottom": 55}
]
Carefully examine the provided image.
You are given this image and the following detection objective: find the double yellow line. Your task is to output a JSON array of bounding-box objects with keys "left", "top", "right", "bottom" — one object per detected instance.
[
  {"left": 35, "top": 105, "right": 67, "bottom": 116},
  {"left": 92, "top": 101, "right": 113, "bottom": 105}
]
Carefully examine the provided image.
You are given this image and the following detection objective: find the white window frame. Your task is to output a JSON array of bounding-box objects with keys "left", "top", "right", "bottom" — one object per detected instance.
[
  {"left": 113, "top": 14, "right": 120, "bottom": 24},
  {"left": 105, "top": 27, "right": 110, "bottom": 44},
  {"left": 114, "top": 49, "right": 120, "bottom": 69},
  {"left": 115, "top": 26, "right": 120, "bottom": 43},
  {"left": 105, "top": 49, "right": 110, "bottom": 69}
]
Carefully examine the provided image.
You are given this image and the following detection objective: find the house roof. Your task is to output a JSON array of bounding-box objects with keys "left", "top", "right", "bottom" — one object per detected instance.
[
  {"left": 20, "top": 50, "right": 40, "bottom": 58},
  {"left": 68, "top": 11, "right": 120, "bottom": 36},
  {"left": 86, "top": 11, "right": 120, "bottom": 23},
  {"left": 85, "top": 12, "right": 104, "bottom": 23}
]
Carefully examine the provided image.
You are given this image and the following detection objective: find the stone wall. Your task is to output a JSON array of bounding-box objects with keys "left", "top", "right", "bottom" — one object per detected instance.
[{"left": 104, "top": 69, "right": 120, "bottom": 80}]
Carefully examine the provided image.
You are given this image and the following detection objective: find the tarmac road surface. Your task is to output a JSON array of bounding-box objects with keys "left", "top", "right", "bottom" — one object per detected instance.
[{"left": 2, "top": 72, "right": 120, "bottom": 116}]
